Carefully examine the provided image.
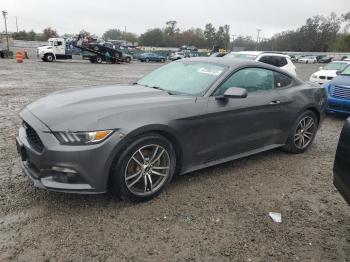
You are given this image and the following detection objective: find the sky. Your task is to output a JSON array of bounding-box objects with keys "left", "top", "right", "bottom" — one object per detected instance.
[{"left": 1, "top": 0, "right": 349, "bottom": 39}]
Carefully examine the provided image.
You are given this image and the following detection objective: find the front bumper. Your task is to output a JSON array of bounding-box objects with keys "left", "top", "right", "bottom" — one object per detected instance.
[
  {"left": 310, "top": 78, "right": 329, "bottom": 85},
  {"left": 16, "top": 109, "right": 122, "bottom": 194},
  {"left": 327, "top": 96, "right": 350, "bottom": 115}
]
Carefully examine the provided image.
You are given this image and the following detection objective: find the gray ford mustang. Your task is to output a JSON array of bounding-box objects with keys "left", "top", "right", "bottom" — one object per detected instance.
[{"left": 16, "top": 58, "right": 327, "bottom": 201}]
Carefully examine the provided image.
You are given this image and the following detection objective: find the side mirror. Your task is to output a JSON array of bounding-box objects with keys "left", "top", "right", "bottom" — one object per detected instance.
[
  {"left": 336, "top": 70, "right": 342, "bottom": 75},
  {"left": 216, "top": 87, "right": 248, "bottom": 101},
  {"left": 319, "top": 67, "right": 323, "bottom": 70}
]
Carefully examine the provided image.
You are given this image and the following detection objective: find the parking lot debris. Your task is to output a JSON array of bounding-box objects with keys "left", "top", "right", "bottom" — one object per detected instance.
[{"left": 269, "top": 212, "right": 282, "bottom": 223}]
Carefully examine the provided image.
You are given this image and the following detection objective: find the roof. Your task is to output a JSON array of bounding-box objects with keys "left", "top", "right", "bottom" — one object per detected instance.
[
  {"left": 181, "top": 57, "right": 298, "bottom": 78},
  {"left": 230, "top": 51, "right": 290, "bottom": 58}
]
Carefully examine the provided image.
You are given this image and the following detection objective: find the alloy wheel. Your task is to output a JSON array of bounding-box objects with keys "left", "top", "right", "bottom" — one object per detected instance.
[
  {"left": 124, "top": 144, "right": 171, "bottom": 196},
  {"left": 294, "top": 116, "right": 315, "bottom": 149}
]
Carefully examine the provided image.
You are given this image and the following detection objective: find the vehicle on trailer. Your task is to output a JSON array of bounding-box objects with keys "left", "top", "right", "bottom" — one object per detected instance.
[
  {"left": 325, "top": 65, "right": 350, "bottom": 114},
  {"left": 139, "top": 53, "right": 166, "bottom": 62},
  {"left": 226, "top": 51, "right": 296, "bottom": 76},
  {"left": 16, "top": 58, "right": 326, "bottom": 202},
  {"left": 38, "top": 37, "right": 123, "bottom": 63},
  {"left": 334, "top": 118, "right": 350, "bottom": 205},
  {"left": 298, "top": 56, "right": 317, "bottom": 64},
  {"left": 310, "top": 61, "right": 350, "bottom": 85},
  {"left": 210, "top": 52, "right": 228, "bottom": 57},
  {"left": 319, "top": 56, "right": 334, "bottom": 63}
]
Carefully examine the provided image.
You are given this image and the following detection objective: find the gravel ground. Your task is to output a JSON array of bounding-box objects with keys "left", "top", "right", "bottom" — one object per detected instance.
[{"left": 0, "top": 59, "right": 349, "bottom": 262}]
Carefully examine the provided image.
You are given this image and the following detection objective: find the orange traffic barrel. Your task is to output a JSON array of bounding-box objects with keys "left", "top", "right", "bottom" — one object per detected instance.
[{"left": 16, "top": 51, "right": 24, "bottom": 63}]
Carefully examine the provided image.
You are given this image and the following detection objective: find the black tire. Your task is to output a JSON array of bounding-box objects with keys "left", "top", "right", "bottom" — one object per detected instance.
[
  {"left": 111, "top": 133, "right": 176, "bottom": 202},
  {"left": 45, "top": 53, "right": 54, "bottom": 62},
  {"left": 283, "top": 110, "right": 318, "bottom": 154},
  {"left": 96, "top": 56, "right": 103, "bottom": 64},
  {"left": 160, "top": 58, "right": 165, "bottom": 63},
  {"left": 125, "top": 57, "right": 131, "bottom": 63},
  {"left": 145, "top": 58, "right": 150, "bottom": 63},
  {"left": 306, "top": 61, "right": 309, "bottom": 64}
]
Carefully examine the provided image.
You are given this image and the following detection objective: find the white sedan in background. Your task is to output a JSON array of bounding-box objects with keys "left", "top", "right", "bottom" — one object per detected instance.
[
  {"left": 309, "top": 61, "right": 350, "bottom": 85},
  {"left": 298, "top": 56, "right": 317, "bottom": 64}
]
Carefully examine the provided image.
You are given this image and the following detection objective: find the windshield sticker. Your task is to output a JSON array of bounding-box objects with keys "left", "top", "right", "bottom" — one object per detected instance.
[{"left": 198, "top": 67, "right": 223, "bottom": 76}]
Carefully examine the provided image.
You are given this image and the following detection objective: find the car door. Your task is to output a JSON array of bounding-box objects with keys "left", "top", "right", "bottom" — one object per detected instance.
[
  {"left": 334, "top": 118, "right": 350, "bottom": 205},
  {"left": 204, "top": 67, "right": 285, "bottom": 162}
]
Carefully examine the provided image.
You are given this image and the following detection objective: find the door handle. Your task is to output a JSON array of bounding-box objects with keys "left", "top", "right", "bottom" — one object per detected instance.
[{"left": 269, "top": 100, "right": 281, "bottom": 105}]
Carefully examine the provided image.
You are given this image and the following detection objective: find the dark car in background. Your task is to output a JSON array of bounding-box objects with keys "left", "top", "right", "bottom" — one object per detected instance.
[
  {"left": 319, "top": 56, "right": 334, "bottom": 63},
  {"left": 334, "top": 118, "right": 350, "bottom": 205},
  {"left": 139, "top": 53, "right": 166, "bottom": 63},
  {"left": 325, "top": 65, "right": 350, "bottom": 114},
  {"left": 16, "top": 58, "right": 326, "bottom": 202}
]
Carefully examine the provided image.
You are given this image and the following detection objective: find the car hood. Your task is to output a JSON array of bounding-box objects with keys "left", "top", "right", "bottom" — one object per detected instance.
[
  {"left": 330, "top": 75, "right": 350, "bottom": 86},
  {"left": 313, "top": 69, "right": 337, "bottom": 77},
  {"left": 26, "top": 84, "right": 195, "bottom": 131}
]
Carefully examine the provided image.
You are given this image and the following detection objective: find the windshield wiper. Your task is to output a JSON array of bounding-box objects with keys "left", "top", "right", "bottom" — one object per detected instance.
[{"left": 141, "top": 84, "right": 175, "bottom": 95}]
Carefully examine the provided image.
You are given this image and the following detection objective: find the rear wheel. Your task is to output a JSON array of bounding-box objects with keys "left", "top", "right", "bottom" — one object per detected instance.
[
  {"left": 125, "top": 57, "right": 131, "bottom": 63},
  {"left": 161, "top": 58, "right": 165, "bottom": 63},
  {"left": 283, "top": 110, "right": 318, "bottom": 154},
  {"left": 112, "top": 134, "right": 176, "bottom": 202},
  {"left": 145, "top": 58, "right": 150, "bottom": 63},
  {"left": 96, "top": 56, "right": 103, "bottom": 64}
]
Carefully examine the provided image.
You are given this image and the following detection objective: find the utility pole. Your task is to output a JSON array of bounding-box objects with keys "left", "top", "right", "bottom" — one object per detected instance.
[
  {"left": 256, "top": 29, "right": 262, "bottom": 51},
  {"left": 2, "top": 11, "right": 9, "bottom": 52},
  {"left": 124, "top": 25, "right": 127, "bottom": 43},
  {"left": 15, "top": 16, "right": 18, "bottom": 32},
  {"left": 231, "top": 34, "right": 235, "bottom": 51}
]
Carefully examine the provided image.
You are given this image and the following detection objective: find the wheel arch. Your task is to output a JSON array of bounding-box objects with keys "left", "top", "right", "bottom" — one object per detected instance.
[{"left": 106, "top": 125, "right": 183, "bottom": 191}]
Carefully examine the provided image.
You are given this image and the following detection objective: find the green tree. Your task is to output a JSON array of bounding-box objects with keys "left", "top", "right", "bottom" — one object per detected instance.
[
  {"left": 139, "top": 28, "right": 164, "bottom": 46},
  {"left": 204, "top": 23, "right": 216, "bottom": 49},
  {"left": 102, "top": 29, "right": 123, "bottom": 40}
]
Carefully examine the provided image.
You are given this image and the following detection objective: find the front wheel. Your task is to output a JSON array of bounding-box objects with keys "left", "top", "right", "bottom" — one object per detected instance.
[
  {"left": 145, "top": 58, "right": 150, "bottom": 63},
  {"left": 112, "top": 134, "right": 176, "bottom": 202},
  {"left": 160, "top": 58, "right": 165, "bottom": 63},
  {"left": 283, "top": 110, "right": 318, "bottom": 154},
  {"left": 45, "top": 54, "right": 54, "bottom": 62}
]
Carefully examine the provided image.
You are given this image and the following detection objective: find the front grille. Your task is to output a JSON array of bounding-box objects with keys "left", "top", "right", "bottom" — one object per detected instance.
[
  {"left": 327, "top": 77, "right": 333, "bottom": 80},
  {"left": 331, "top": 85, "right": 350, "bottom": 100},
  {"left": 23, "top": 122, "right": 44, "bottom": 152},
  {"left": 319, "top": 76, "right": 326, "bottom": 80}
]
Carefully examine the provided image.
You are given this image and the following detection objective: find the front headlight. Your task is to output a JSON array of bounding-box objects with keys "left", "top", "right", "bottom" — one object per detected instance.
[
  {"left": 53, "top": 130, "right": 113, "bottom": 145},
  {"left": 311, "top": 74, "right": 318, "bottom": 79}
]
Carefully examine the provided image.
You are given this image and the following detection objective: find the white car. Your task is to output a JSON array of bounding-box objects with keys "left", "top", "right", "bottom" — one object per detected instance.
[
  {"left": 225, "top": 51, "right": 297, "bottom": 76},
  {"left": 298, "top": 56, "right": 317, "bottom": 64},
  {"left": 171, "top": 52, "right": 185, "bottom": 61},
  {"left": 309, "top": 61, "right": 350, "bottom": 85}
]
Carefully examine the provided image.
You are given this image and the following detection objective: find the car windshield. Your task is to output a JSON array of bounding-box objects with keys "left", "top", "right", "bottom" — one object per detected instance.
[
  {"left": 225, "top": 53, "right": 257, "bottom": 60},
  {"left": 340, "top": 66, "right": 350, "bottom": 75},
  {"left": 324, "top": 63, "right": 349, "bottom": 71},
  {"left": 137, "top": 61, "right": 227, "bottom": 96}
]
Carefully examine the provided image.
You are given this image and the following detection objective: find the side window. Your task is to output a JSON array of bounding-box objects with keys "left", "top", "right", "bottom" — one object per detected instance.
[
  {"left": 277, "top": 57, "right": 288, "bottom": 67},
  {"left": 215, "top": 68, "right": 274, "bottom": 95},
  {"left": 56, "top": 41, "right": 63, "bottom": 46},
  {"left": 259, "top": 56, "right": 273, "bottom": 65},
  {"left": 274, "top": 72, "right": 292, "bottom": 88}
]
